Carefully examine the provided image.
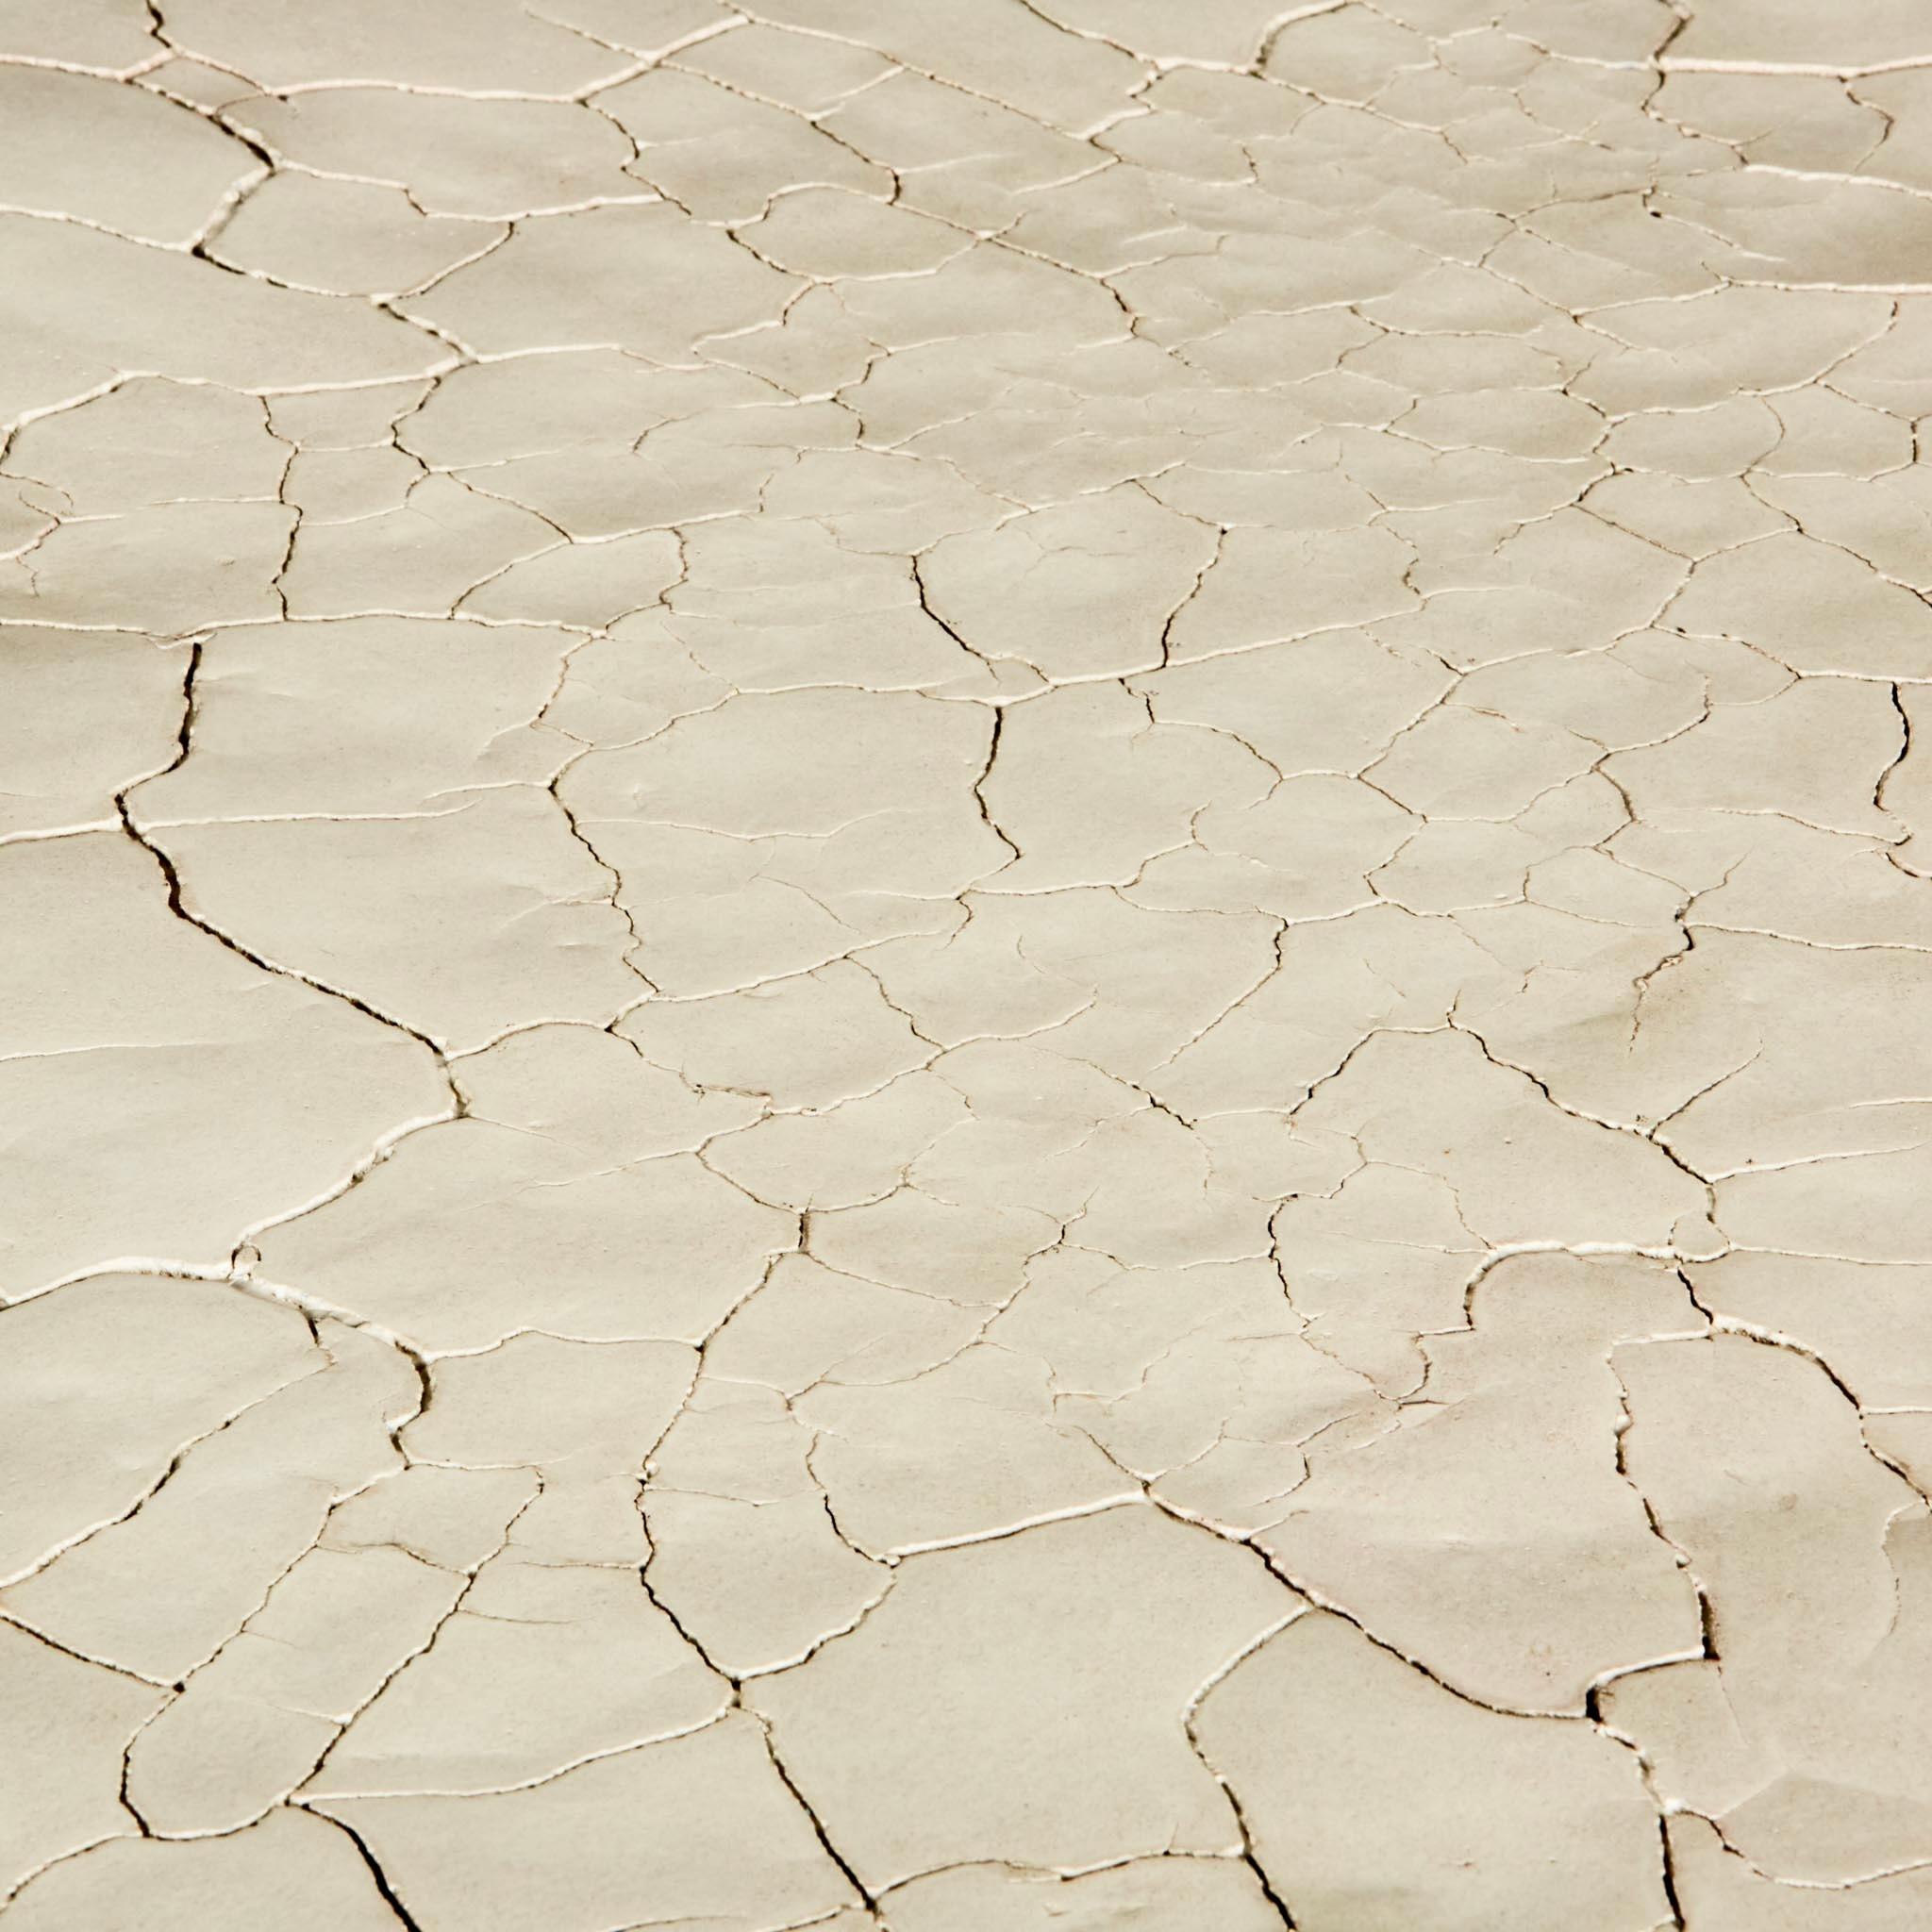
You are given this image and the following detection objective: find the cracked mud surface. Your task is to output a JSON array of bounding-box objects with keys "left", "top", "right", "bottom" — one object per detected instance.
[{"left": 6, "top": 1, "right": 1932, "bottom": 1926}]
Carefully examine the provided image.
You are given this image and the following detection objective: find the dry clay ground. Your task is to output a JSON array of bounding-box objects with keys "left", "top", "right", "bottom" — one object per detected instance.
[{"left": 4, "top": 0, "right": 1932, "bottom": 1927}]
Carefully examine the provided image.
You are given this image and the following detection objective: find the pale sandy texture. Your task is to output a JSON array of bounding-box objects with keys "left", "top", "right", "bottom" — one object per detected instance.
[{"left": 2, "top": 3, "right": 1929, "bottom": 1926}]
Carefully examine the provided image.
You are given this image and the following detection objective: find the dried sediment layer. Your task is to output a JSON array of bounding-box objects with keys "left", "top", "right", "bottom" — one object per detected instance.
[{"left": 5, "top": 3, "right": 1932, "bottom": 1927}]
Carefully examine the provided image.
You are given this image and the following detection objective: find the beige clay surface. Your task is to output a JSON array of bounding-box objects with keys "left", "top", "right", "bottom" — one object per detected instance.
[{"left": 4, "top": 2, "right": 1932, "bottom": 1926}]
